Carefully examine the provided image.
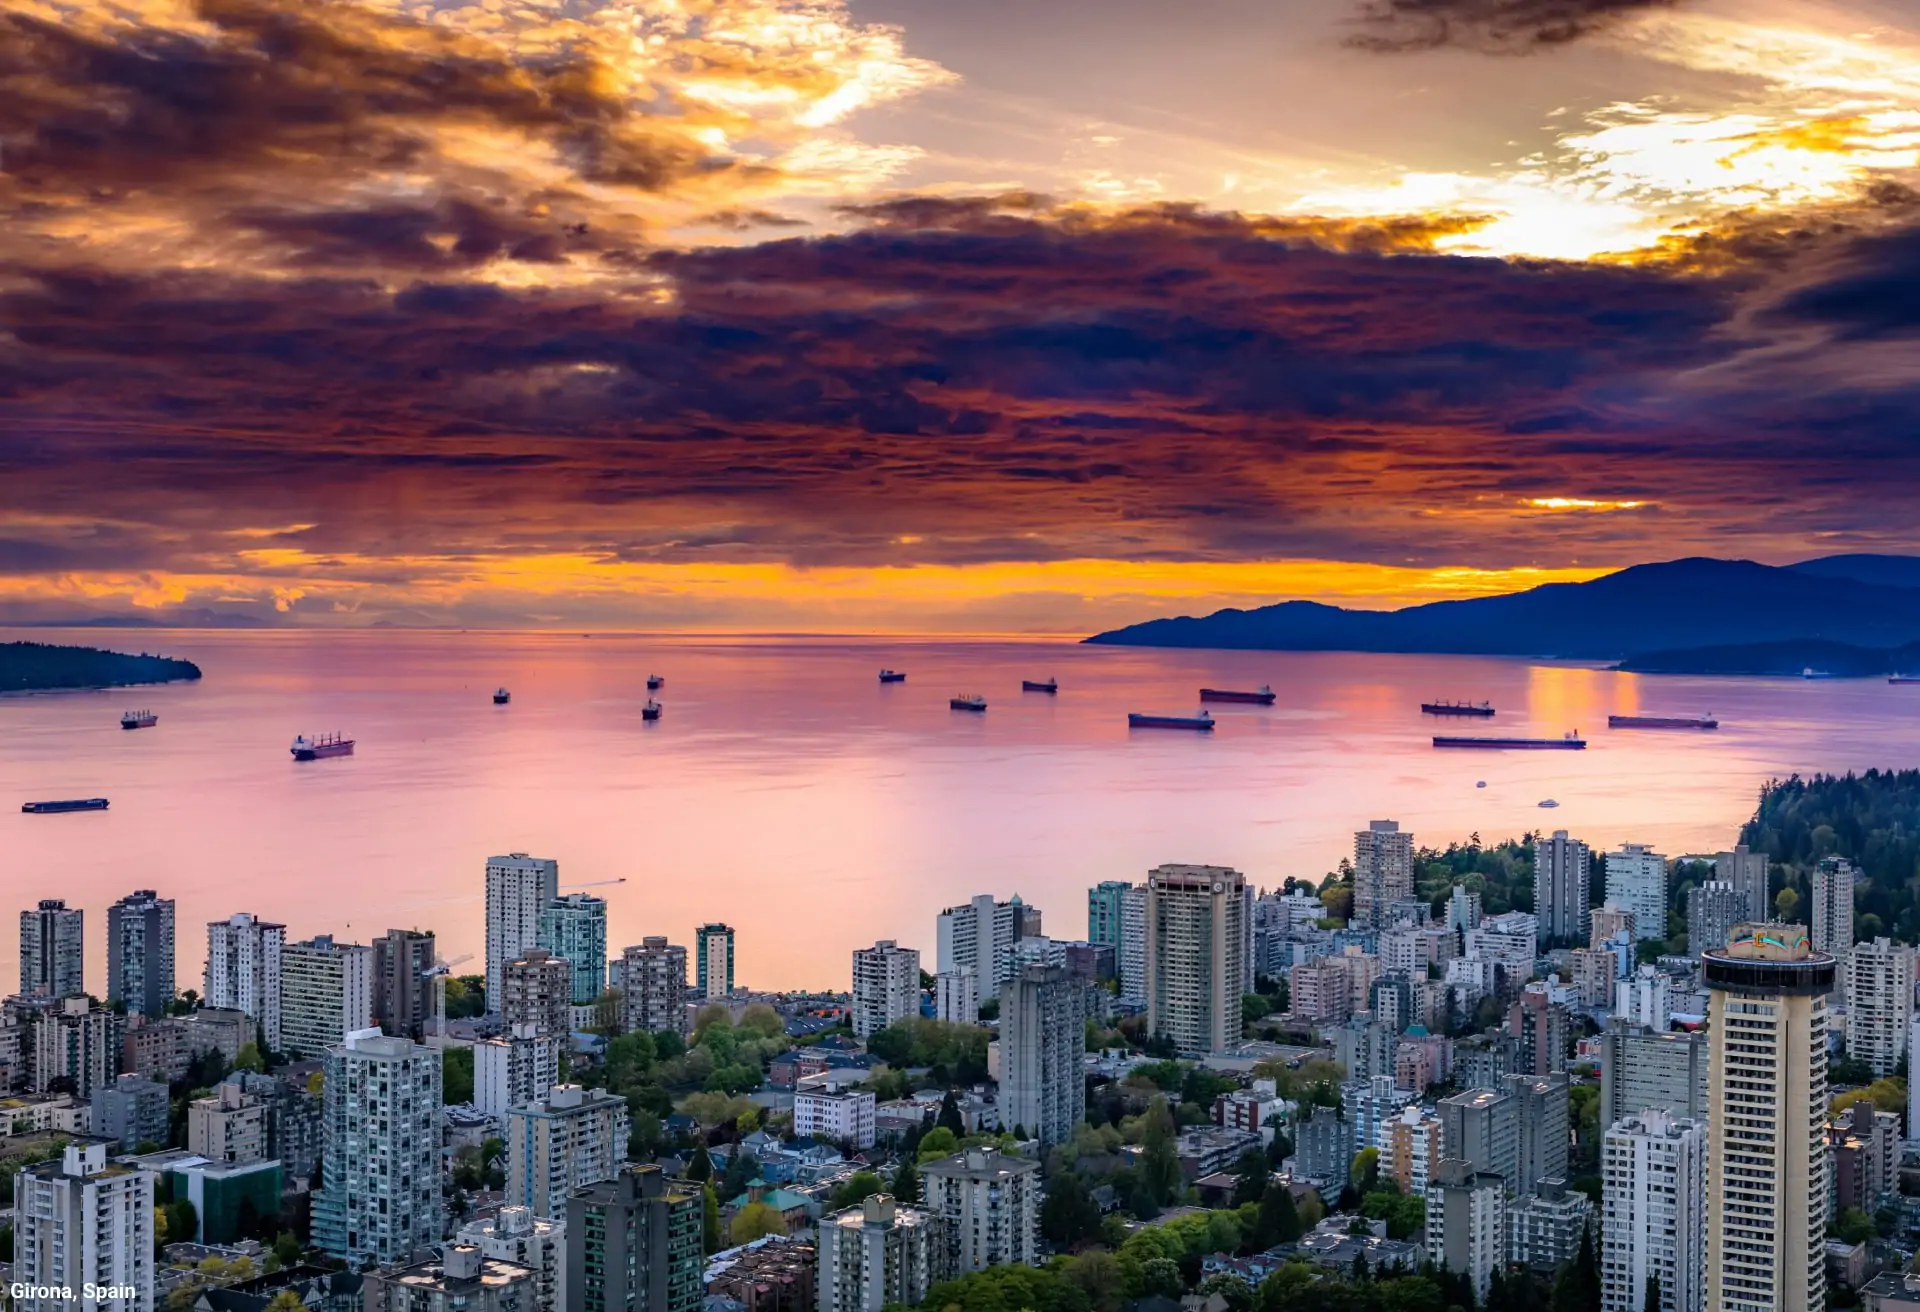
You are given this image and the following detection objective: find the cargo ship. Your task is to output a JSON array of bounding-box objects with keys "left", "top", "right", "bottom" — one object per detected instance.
[
  {"left": 22, "top": 798, "right": 109, "bottom": 813},
  {"left": 642, "top": 699, "right": 662, "bottom": 721},
  {"left": 1891, "top": 675, "right": 1920, "bottom": 685},
  {"left": 291, "top": 733, "right": 354, "bottom": 761},
  {"left": 646, "top": 674, "right": 663, "bottom": 691},
  {"left": 1608, "top": 713, "right": 1717, "bottom": 730},
  {"left": 950, "top": 694, "right": 987, "bottom": 712},
  {"left": 1022, "top": 678, "right": 1058, "bottom": 693},
  {"left": 121, "top": 710, "right": 157, "bottom": 730},
  {"left": 493, "top": 687, "right": 510, "bottom": 705},
  {"left": 878, "top": 669, "right": 907, "bottom": 683},
  {"left": 1421, "top": 700, "right": 1494, "bottom": 717},
  {"left": 1128, "top": 710, "right": 1215, "bottom": 731},
  {"left": 1433, "top": 732, "right": 1585, "bottom": 750},
  {"left": 1199, "top": 685, "right": 1275, "bottom": 705}
]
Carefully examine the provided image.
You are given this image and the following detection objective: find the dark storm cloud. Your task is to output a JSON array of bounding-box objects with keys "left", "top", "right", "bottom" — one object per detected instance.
[
  {"left": 0, "top": 0, "right": 717, "bottom": 196},
  {"left": 11, "top": 198, "right": 1920, "bottom": 575},
  {"left": 1346, "top": 0, "right": 1682, "bottom": 53}
]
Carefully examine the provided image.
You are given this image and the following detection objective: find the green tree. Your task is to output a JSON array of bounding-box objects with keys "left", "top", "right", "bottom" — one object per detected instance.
[
  {"left": 1643, "top": 1273, "right": 1662, "bottom": 1312},
  {"left": 830, "top": 1171, "right": 884, "bottom": 1211},
  {"left": 702, "top": 1184, "right": 722, "bottom": 1254},
  {"left": 916, "top": 1127, "right": 959, "bottom": 1164},
  {"left": 272, "top": 1232, "right": 303, "bottom": 1269},
  {"left": 1551, "top": 1223, "right": 1602, "bottom": 1312},
  {"left": 686, "top": 1145, "right": 713, "bottom": 1182},
  {"left": 266, "top": 1293, "right": 306, "bottom": 1312},
  {"left": 442, "top": 1046, "right": 475, "bottom": 1105},
  {"left": 233, "top": 1042, "right": 266, "bottom": 1074},
  {"left": 1040, "top": 1171, "right": 1102, "bottom": 1248},
  {"left": 729, "top": 1201, "right": 785, "bottom": 1245},
  {"left": 1137, "top": 1097, "right": 1181, "bottom": 1210},
  {"left": 937, "top": 1089, "right": 966, "bottom": 1136},
  {"left": 1834, "top": 1206, "right": 1877, "bottom": 1244},
  {"left": 1231, "top": 1147, "right": 1270, "bottom": 1208},
  {"left": 890, "top": 1156, "right": 920, "bottom": 1203},
  {"left": 1776, "top": 887, "right": 1800, "bottom": 921},
  {"left": 1253, "top": 1180, "right": 1302, "bottom": 1249}
]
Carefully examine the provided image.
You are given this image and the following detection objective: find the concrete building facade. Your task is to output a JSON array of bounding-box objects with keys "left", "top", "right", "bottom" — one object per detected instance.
[
  {"left": 312, "top": 1027, "right": 444, "bottom": 1267},
  {"left": 506, "top": 1084, "right": 631, "bottom": 1220},
  {"left": 1703, "top": 924, "right": 1832, "bottom": 1312},
  {"left": 203, "top": 912, "right": 285, "bottom": 1049},
  {"left": 1143, "top": 864, "right": 1247, "bottom": 1054},
  {"left": 999, "top": 962, "right": 1085, "bottom": 1146},
  {"left": 486, "top": 853, "right": 561, "bottom": 1010},
  {"left": 850, "top": 941, "right": 919, "bottom": 1040},
  {"left": 279, "top": 935, "right": 373, "bottom": 1059},
  {"left": 106, "top": 890, "right": 175, "bottom": 1018}
]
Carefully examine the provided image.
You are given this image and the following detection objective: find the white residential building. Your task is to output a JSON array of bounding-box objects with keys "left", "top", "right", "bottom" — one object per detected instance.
[
  {"left": 279, "top": 935, "right": 373, "bottom": 1060},
  {"left": 187, "top": 1082, "right": 268, "bottom": 1164},
  {"left": 504, "top": 1084, "right": 630, "bottom": 1220},
  {"left": 999, "top": 962, "right": 1085, "bottom": 1146},
  {"left": 474, "top": 1023, "right": 561, "bottom": 1119},
  {"left": 312, "top": 1027, "right": 444, "bottom": 1268},
  {"left": 456, "top": 1205, "right": 566, "bottom": 1312},
  {"left": 1614, "top": 966, "right": 1673, "bottom": 1030},
  {"left": 819, "top": 1195, "right": 946, "bottom": 1312},
  {"left": 1426, "top": 1159, "right": 1505, "bottom": 1302},
  {"left": 851, "top": 940, "right": 920, "bottom": 1040},
  {"left": 1466, "top": 911, "right": 1537, "bottom": 976},
  {"left": 1604, "top": 845, "right": 1667, "bottom": 943},
  {"left": 1602, "top": 1109, "right": 1705, "bottom": 1312},
  {"left": 1844, "top": 937, "right": 1915, "bottom": 1077},
  {"left": 920, "top": 1148, "right": 1041, "bottom": 1272},
  {"left": 1703, "top": 925, "right": 1832, "bottom": 1312},
  {"left": 12, "top": 1142, "right": 154, "bottom": 1312},
  {"left": 1812, "top": 857, "right": 1857, "bottom": 959},
  {"left": 203, "top": 912, "right": 286, "bottom": 1049},
  {"left": 934, "top": 968, "right": 979, "bottom": 1023},
  {"left": 794, "top": 1088, "right": 877, "bottom": 1149},
  {"left": 33, "top": 996, "right": 122, "bottom": 1097},
  {"left": 936, "top": 894, "right": 1041, "bottom": 1000},
  {"left": 485, "top": 852, "right": 560, "bottom": 1008}
]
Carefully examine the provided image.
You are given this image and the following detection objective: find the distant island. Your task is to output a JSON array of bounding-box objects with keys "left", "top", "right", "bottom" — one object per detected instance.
[
  {"left": 1085, "top": 554, "right": 1920, "bottom": 674},
  {"left": 0, "top": 641, "right": 202, "bottom": 692}
]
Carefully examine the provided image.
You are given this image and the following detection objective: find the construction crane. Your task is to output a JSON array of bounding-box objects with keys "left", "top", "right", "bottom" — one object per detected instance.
[
  {"left": 562, "top": 878, "right": 627, "bottom": 890},
  {"left": 422, "top": 952, "right": 475, "bottom": 1042}
]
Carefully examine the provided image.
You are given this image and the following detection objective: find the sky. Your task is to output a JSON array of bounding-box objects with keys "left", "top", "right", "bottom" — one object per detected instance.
[{"left": 2, "top": 0, "right": 1919, "bottom": 632}]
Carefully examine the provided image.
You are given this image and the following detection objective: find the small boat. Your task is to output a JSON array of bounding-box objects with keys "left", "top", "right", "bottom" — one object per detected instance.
[
  {"left": 1128, "top": 710, "right": 1215, "bottom": 731},
  {"left": 950, "top": 695, "right": 987, "bottom": 713},
  {"left": 1433, "top": 732, "right": 1585, "bottom": 750},
  {"left": 1199, "top": 685, "right": 1275, "bottom": 705},
  {"left": 878, "top": 669, "right": 907, "bottom": 684},
  {"left": 1803, "top": 667, "right": 1834, "bottom": 679},
  {"left": 291, "top": 733, "right": 355, "bottom": 761},
  {"left": 1022, "top": 678, "right": 1058, "bottom": 694},
  {"left": 646, "top": 674, "right": 663, "bottom": 690},
  {"left": 1608, "top": 713, "right": 1716, "bottom": 730},
  {"left": 1538, "top": 799, "right": 1559, "bottom": 809},
  {"left": 642, "top": 700, "right": 662, "bottom": 721},
  {"left": 22, "top": 798, "right": 109, "bottom": 814},
  {"left": 493, "top": 688, "right": 511, "bottom": 705},
  {"left": 120, "top": 710, "right": 157, "bottom": 730},
  {"left": 1476, "top": 781, "right": 1487, "bottom": 788},
  {"left": 1421, "top": 700, "right": 1494, "bottom": 717}
]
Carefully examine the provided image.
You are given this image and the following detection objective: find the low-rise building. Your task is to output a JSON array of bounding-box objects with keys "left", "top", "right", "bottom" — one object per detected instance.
[
  {"left": 91, "top": 1073, "right": 169, "bottom": 1151},
  {"left": 793, "top": 1088, "right": 876, "bottom": 1150},
  {"left": 457, "top": 1205, "right": 565, "bottom": 1312},
  {"left": 818, "top": 1195, "right": 945, "bottom": 1312},
  {"left": 1507, "top": 1177, "right": 1591, "bottom": 1272},
  {"left": 364, "top": 1243, "right": 537, "bottom": 1312},
  {"left": 919, "top": 1148, "right": 1040, "bottom": 1273}
]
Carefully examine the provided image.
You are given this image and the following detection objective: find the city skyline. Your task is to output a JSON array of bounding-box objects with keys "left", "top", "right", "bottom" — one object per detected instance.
[{"left": 4, "top": 0, "right": 1920, "bottom": 631}]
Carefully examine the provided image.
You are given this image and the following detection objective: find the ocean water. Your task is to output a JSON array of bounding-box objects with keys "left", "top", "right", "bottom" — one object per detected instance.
[{"left": 5, "top": 627, "right": 1919, "bottom": 992}]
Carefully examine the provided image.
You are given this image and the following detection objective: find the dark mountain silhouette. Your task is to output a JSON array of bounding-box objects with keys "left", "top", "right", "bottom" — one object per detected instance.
[{"left": 1085, "top": 557, "right": 1920, "bottom": 663}]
